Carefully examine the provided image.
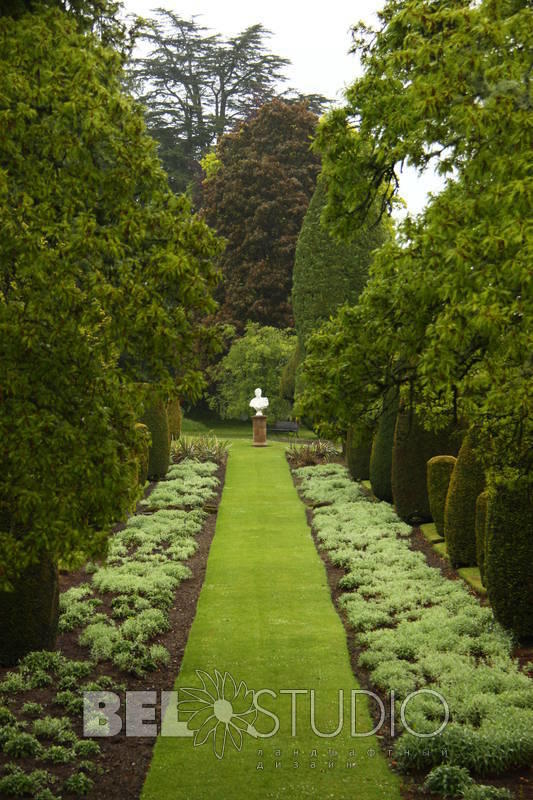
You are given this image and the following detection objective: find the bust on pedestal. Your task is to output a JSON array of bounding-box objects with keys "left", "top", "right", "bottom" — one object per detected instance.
[{"left": 250, "top": 388, "right": 269, "bottom": 447}]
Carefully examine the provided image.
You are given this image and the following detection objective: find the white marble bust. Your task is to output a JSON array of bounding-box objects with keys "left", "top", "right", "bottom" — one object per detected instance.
[{"left": 249, "top": 387, "right": 269, "bottom": 416}]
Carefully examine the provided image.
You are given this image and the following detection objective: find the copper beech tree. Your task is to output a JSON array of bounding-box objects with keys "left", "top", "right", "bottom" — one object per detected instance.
[{"left": 202, "top": 100, "right": 321, "bottom": 332}]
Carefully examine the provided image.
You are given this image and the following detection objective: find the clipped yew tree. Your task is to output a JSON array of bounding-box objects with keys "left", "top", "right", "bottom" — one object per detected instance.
[
  {"left": 279, "top": 340, "right": 303, "bottom": 407},
  {"left": 167, "top": 397, "right": 183, "bottom": 440},
  {"left": 444, "top": 433, "right": 486, "bottom": 567},
  {"left": 369, "top": 390, "right": 398, "bottom": 502},
  {"left": 202, "top": 99, "right": 320, "bottom": 330},
  {"left": 0, "top": 9, "right": 221, "bottom": 664},
  {"left": 142, "top": 399, "right": 171, "bottom": 480},
  {"left": 135, "top": 423, "right": 151, "bottom": 487},
  {"left": 485, "top": 481, "right": 533, "bottom": 638},
  {"left": 475, "top": 490, "right": 489, "bottom": 586},
  {"left": 292, "top": 175, "right": 388, "bottom": 352},
  {"left": 392, "top": 407, "right": 460, "bottom": 524},
  {"left": 427, "top": 456, "right": 457, "bottom": 538},
  {"left": 346, "top": 424, "right": 373, "bottom": 481}
]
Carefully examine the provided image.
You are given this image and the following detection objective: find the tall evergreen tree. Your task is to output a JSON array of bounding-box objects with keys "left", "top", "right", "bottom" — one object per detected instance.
[
  {"left": 292, "top": 175, "right": 389, "bottom": 352},
  {"left": 130, "top": 11, "right": 292, "bottom": 193}
]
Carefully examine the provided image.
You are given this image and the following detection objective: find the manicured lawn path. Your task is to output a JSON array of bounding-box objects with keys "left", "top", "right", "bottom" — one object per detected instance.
[{"left": 142, "top": 439, "right": 402, "bottom": 800}]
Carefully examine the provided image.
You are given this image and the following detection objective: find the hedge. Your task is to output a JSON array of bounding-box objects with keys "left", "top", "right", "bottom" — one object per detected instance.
[
  {"left": 475, "top": 490, "right": 489, "bottom": 586},
  {"left": 141, "top": 400, "right": 170, "bottom": 480},
  {"left": 444, "top": 434, "right": 486, "bottom": 567},
  {"left": 392, "top": 409, "right": 460, "bottom": 524},
  {"left": 369, "top": 390, "right": 398, "bottom": 502},
  {"left": 346, "top": 423, "right": 373, "bottom": 481},
  {"left": 485, "top": 481, "right": 533, "bottom": 638},
  {"left": 427, "top": 455, "right": 457, "bottom": 537}
]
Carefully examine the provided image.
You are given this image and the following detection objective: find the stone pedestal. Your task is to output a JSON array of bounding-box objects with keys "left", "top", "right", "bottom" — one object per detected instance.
[{"left": 252, "top": 415, "right": 268, "bottom": 447}]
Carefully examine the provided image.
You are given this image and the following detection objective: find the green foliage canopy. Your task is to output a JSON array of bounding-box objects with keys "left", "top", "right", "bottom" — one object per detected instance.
[
  {"left": 299, "top": 0, "right": 532, "bottom": 483},
  {"left": 0, "top": 9, "right": 222, "bottom": 588},
  {"left": 209, "top": 323, "right": 297, "bottom": 421}
]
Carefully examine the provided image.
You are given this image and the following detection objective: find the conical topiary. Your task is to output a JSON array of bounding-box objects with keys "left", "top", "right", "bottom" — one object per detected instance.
[
  {"left": 444, "top": 433, "right": 486, "bottom": 567},
  {"left": 475, "top": 490, "right": 489, "bottom": 586},
  {"left": 427, "top": 455, "right": 457, "bottom": 537},
  {"left": 141, "top": 399, "right": 170, "bottom": 480},
  {"left": 369, "top": 390, "right": 398, "bottom": 502},
  {"left": 346, "top": 423, "right": 373, "bottom": 481},
  {"left": 485, "top": 481, "right": 533, "bottom": 639}
]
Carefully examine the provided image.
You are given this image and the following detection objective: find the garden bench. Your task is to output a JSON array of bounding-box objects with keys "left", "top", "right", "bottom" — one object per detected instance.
[{"left": 267, "top": 420, "right": 299, "bottom": 434}]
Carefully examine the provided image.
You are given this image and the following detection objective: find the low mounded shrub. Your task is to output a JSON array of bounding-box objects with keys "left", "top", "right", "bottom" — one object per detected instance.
[
  {"left": 444, "top": 434, "right": 486, "bottom": 567},
  {"left": 475, "top": 491, "right": 489, "bottom": 586},
  {"left": 346, "top": 423, "right": 373, "bottom": 481},
  {"left": 3, "top": 731, "right": 42, "bottom": 758},
  {"left": 427, "top": 455, "right": 457, "bottom": 537},
  {"left": 369, "top": 390, "right": 398, "bottom": 502},
  {"left": 462, "top": 786, "right": 513, "bottom": 800},
  {"left": 485, "top": 480, "right": 533, "bottom": 639},
  {"left": 423, "top": 764, "right": 472, "bottom": 796},
  {"left": 21, "top": 702, "right": 43, "bottom": 719},
  {"left": 392, "top": 408, "right": 460, "bottom": 523},
  {"left": 0, "top": 767, "right": 54, "bottom": 798},
  {"left": 141, "top": 399, "right": 170, "bottom": 480},
  {"left": 63, "top": 772, "right": 94, "bottom": 796},
  {"left": 32, "top": 716, "right": 73, "bottom": 742},
  {"left": 42, "top": 745, "right": 75, "bottom": 764}
]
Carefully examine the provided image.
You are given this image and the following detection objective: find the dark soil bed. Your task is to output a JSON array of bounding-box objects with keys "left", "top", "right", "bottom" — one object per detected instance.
[
  {"left": 289, "top": 460, "right": 533, "bottom": 800},
  {"left": 0, "top": 459, "right": 226, "bottom": 800}
]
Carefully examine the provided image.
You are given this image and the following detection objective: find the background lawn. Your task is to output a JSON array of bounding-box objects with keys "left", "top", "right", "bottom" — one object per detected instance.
[{"left": 181, "top": 409, "right": 317, "bottom": 440}]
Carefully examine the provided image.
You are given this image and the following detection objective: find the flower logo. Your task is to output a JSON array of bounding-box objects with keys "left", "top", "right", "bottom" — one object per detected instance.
[{"left": 177, "top": 670, "right": 258, "bottom": 759}]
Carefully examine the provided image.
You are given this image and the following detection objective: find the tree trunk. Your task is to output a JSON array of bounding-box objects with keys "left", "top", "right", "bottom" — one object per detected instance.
[{"left": 0, "top": 554, "right": 59, "bottom": 666}]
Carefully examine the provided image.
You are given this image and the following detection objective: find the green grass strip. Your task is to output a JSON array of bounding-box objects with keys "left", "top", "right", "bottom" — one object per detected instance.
[
  {"left": 420, "top": 522, "right": 444, "bottom": 544},
  {"left": 141, "top": 440, "right": 402, "bottom": 799},
  {"left": 458, "top": 567, "right": 487, "bottom": 595}
]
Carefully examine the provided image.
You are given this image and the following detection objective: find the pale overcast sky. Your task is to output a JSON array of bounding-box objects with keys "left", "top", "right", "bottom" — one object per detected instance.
[{"left": 124, "top": 0, "right": 444, "bottom": 216}]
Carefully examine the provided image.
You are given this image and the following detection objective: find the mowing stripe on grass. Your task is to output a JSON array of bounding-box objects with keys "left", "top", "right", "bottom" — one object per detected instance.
[{"left": 141, "top": 439, "right": 402, "bottom": 800}]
